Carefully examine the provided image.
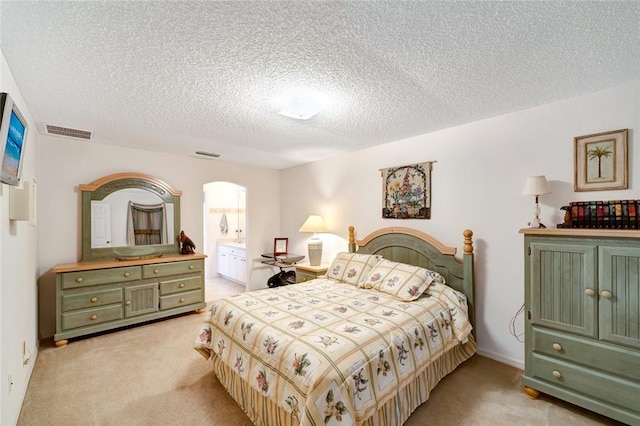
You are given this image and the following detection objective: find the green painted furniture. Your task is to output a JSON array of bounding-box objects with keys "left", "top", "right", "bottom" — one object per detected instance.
[
  {"left": 80, "top": 172, "right": 182, "bottom": 261},
  {"left": 51, "top": 173, "right": 206, "bottom": 346},
  {"left": 52, "top": 254, "right": 206, "bottom": 346},
  {"left": 521, "top": 228, "right": 640, "bottom": 425}
]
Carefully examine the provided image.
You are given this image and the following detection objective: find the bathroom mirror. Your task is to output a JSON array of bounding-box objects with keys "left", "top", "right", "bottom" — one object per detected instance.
[{"left": 80, "top": 172, "right": 181, "bottom": 261}]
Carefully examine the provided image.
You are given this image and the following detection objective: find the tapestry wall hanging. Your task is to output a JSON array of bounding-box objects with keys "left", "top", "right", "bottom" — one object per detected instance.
[{"left": 381, "top": 161, "right": 433, "bottom": 219}]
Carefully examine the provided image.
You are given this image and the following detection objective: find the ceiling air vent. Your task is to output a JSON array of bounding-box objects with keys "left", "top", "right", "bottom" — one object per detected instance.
[
  {"left": 44, "top": 124, "right": 93, "bottom": 140},
  {"left": 195, "top": 151, "right": 221, "bottom": 158}
]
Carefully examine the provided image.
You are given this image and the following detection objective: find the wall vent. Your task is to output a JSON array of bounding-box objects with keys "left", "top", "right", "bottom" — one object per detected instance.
[{"left": 44, "top": 124, "right": 93, "bottom": 140}]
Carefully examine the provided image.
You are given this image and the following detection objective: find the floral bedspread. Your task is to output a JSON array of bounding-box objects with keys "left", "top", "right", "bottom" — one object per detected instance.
[{"left": 194, "top": 278, "right": 473, "bottom": 425}]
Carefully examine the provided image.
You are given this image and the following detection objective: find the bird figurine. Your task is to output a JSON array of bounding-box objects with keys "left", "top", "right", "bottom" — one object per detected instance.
[{"left": 179, "top": 230, "right": 196, "bottom": 254}]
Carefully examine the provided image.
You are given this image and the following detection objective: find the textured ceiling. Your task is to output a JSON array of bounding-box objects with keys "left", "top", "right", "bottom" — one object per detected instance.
[{"left": 1, "top": 1, "right": 640, "bottom": 170}]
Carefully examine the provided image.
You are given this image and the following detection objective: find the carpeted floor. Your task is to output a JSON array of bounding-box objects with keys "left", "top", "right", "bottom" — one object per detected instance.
[{"left": 17, "top": 278, "right": 623, "bottom": 426}]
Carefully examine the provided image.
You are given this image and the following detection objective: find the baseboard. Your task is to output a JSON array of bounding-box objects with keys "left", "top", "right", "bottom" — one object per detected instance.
[{"left": 476, "top": 347, "right": 524, "bottom": 370}]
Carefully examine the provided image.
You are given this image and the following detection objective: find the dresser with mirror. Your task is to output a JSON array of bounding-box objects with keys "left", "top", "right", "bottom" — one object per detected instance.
[{"left": 51, "top": 173, "right": 206, "bottom": 347}]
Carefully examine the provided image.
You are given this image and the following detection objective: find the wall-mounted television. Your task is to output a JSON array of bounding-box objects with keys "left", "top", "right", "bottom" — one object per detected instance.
[{"left": 0, "top": 92, "right": 28, "bottom": 186}]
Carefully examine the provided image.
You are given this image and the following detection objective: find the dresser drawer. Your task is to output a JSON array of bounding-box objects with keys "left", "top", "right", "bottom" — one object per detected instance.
[
  {"left": 142, "top": 259, "right": 203, "bottom": 278},
  {"left": 61, "top": 305, "right": 123, "bottom": 330},
  {"left": 61, "top": 267, "right": 141, "bottom": 289},
  {"left": 62, "top": 288, "right": 123, "bottom": 312},
  {"left": 531, "top": 353, "right": 640, "bottom": 411},
  {"left": 159, "top": 290, "right": 202, "bottom": 310},
  {"left": 159, "top": 276, "right": 202, "bottom": 295},
  {"left": 532, "top": 326, "right": 640, "bottom": 381}
]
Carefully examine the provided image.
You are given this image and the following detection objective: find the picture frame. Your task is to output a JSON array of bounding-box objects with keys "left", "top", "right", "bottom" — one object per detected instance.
[
  {"left": 574, "top": 129, "right": 628, "bottom": 192},
  {"left": 273, "top": 237, "right": 288, "bottom": 256}
]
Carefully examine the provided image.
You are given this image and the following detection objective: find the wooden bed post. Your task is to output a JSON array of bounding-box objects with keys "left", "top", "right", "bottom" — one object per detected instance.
[
  {"left": 348, "top": 226, "right": 356, "bottom": 253},
  {"left": 463, "top": 229, "right": 475, "bottom": 338}
]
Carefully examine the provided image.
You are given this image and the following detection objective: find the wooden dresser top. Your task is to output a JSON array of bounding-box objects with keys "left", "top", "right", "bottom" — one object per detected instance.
[{"left": 52, "top": 253, "right": 207, "bottom": 273}]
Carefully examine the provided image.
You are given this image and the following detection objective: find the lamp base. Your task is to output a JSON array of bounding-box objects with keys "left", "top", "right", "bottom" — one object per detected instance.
[
  {"left": 307, "top": 238, "right": 322, "bottom": 266},
  {"left": 527, "top": 218, "right": 547, "bottom": 229}
]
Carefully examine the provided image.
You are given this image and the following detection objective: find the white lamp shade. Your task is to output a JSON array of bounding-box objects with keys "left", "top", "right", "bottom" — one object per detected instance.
[
  {"left": 298, "top": 215, "right": 328, "bottom": 233},
  {"left": 522, "top": 176, "right": 551, "bottom": 196}
]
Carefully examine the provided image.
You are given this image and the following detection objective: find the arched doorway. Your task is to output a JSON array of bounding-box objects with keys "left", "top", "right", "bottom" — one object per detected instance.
[{"left": 203, "top": 181, "right": 247, "bottom": 299}]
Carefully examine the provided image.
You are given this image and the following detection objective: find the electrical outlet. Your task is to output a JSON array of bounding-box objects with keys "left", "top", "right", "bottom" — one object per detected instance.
[{"left": 22, "top": 341, "right": 31, "bottom": 366}]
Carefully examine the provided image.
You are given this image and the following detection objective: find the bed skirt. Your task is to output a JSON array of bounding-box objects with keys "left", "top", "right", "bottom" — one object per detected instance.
[{"left": 211, "top": 334, "right": 477, "bottom": 426}]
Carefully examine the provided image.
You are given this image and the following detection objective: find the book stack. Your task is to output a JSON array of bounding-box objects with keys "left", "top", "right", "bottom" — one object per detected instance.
[{"left": 570, "top": 200, "right": 639, "bottom": 229}]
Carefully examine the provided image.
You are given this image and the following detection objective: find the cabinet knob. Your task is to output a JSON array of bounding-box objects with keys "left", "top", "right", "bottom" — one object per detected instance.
[
  {"left": 584, "top": 288, "right": 595, "bottom": 297},
  {"left": 179, "top": 282, "right": 185, "bottom": 288},
  {"left": 125, "top": 300, "right": 132, "bottom": 306},
  {"left": 124, "top": 272, "right": 130, "bottom": 278},
  {"left": 90, "top": 314, "right": 98, "bottom": 321},
  {"left": 76, "top": 277, "right": 84, "bottom": 283},
  {"left": 189, "top": 265, "right": 194, "bottom": 270},
  {"left": 90, "top": 297, "right": 98, "bottom": 303},
  {"left": 552, "top": 343, "right": 562, "bottom": 351},
  {"left": 179, "top": 298, "right": 185, "bottom": 303},
  {"left": 154, "top": 269, "right": 159, "bottom": 274},
  {"left": 552, "top": 370, "right": 562, "bottom": 379},
  {"left": 600, "top": 290, "right": 613, "bottom": 299}
]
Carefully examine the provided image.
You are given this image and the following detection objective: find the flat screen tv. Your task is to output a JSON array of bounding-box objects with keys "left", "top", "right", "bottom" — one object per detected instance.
[{"left": 0, "top": 92, "right": 28, "bottom": 186}]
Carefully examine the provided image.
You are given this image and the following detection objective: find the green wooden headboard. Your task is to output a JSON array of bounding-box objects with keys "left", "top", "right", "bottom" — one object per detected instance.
[{"left": 348, "top": 226, "right": 475, "bottom": 334}]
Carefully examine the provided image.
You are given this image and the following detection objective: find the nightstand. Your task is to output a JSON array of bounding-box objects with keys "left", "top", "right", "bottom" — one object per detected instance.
[{"left": 295, "top": 263, "right": 329, "bottom": 283}]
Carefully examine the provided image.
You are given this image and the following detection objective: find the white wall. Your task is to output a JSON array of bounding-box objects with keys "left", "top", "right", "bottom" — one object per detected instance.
[
  {"left": 36, "top": 137, "right": 281, "bottom": 339},
  {"left": 0, "top": 52, "right": 38, "bottom": 426},
  {"left": 280, "top": 81, "right": 640, "bottom": 368}
]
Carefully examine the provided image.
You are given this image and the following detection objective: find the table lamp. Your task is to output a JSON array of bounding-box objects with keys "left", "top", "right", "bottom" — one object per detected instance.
[
  {"left": 298, "top": 215, "right": 328, "bottom": 266},
  {"left": 522, "top": 176, "right": 551, "bottom": 228}
]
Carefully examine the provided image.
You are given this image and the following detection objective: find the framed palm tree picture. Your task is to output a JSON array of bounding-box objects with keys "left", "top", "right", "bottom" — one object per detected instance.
[{"left": 574, "top": 129, "right": 628, "bottom": 192}]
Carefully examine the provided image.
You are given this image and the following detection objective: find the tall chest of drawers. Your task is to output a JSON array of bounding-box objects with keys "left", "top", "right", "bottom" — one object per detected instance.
[
  {"left": 52, "top": 254, "right": 206, "bottom": 346},
  {"left": 520, "top": 229, "right": 640, "bottom": 425}
]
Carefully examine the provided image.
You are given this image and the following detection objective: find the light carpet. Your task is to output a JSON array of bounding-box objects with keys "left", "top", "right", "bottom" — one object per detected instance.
[{"left": 18, "top": 279, "right": 623, "bottom": 425}]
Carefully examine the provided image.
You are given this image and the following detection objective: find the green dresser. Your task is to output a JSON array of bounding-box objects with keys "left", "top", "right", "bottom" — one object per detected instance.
[
  {"left": 521, "top": 229, "right": 640, "bottom": 425},
  {"left": 52, "top": 254, "right": 206, "bottom": 346}
]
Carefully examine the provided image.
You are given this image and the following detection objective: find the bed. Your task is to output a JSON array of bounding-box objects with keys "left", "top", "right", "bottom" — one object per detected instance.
[{"left": 194, "top": 226, "right": 476, "bottom": 425}]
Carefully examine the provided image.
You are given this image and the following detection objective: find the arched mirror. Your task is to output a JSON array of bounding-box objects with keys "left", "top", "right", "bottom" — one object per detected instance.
[{"left": 81, "top": 173, "right": 181, "bottom": 261}]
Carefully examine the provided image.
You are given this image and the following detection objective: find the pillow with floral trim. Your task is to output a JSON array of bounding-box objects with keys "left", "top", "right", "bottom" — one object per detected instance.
[
  {"left": 326, "top": 252, "right": 383, "bottom": 286},
  {"left": 359, "top": 259, "right": 445, "bottom": 301}
]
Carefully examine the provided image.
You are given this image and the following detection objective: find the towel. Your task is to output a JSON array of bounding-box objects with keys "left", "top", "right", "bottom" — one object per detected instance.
[{"left": 219, "top": 213, "right": 229, "bottom": 234}]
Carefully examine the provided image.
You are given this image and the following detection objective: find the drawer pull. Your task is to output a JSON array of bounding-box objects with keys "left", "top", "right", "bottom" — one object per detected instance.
[
  {"left": 179, "top": 298, "right": 185, "bottom": 303},
  {"left": 600, "top": 290, "right": 613, "bottom": 299},
  {"left": 552, "top": 370, "right": 562, "bottom": 379},
  {"left": 179, "top": 283, "right": 185, "bottom": 288},
  {"left": 90, "top": 297, "right": 98, "bottom": 303},
  {"left": 584, "top": 288, "right": 595, "bottom": 297},
  {"left": 90, "top": 314, "right": 98, "bottom": 321},
  {"left": 125, "top": 300, "right": 132, "bottom": 306},
  {"left": 189, "top": 265, "right": 194, "bottom": 270},
  {"left": 154, "top": 269, "right": 159, "bottom": 274},
  {"left": 552, "top": 343, "right": 562, "bottom": 351},
  {"left": 124, "top": 272, "right": 130, "bottom": 278},
  {"left": 76, "top": 277, "right": 84, "bottom": 283}
]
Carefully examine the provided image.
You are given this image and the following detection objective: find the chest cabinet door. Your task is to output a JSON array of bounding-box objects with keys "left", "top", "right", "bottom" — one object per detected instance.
[
  {"left": 599, "top": 245, "right": 640, "bottom": 350},
  {"left": 124, "top": 283, "right": 159, "bottom": 317},
  {"left": 530, "top": 241, "right": 598, "bottom": 338}
]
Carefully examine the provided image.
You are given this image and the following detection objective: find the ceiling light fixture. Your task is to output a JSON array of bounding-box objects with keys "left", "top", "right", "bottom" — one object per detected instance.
[{"left": 272, "top": 88, "right": 326, "bottom": 120}]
